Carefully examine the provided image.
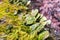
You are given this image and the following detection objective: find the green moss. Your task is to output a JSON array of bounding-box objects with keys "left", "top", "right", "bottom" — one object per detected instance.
[{"left": 0, "top": 0, "right": 50, "bottom": 40}]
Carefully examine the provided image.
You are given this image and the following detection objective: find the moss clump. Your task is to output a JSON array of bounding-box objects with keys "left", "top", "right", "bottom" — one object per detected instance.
[{"left": 0, "top": 0, "right": 50, "bottom": 40}]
